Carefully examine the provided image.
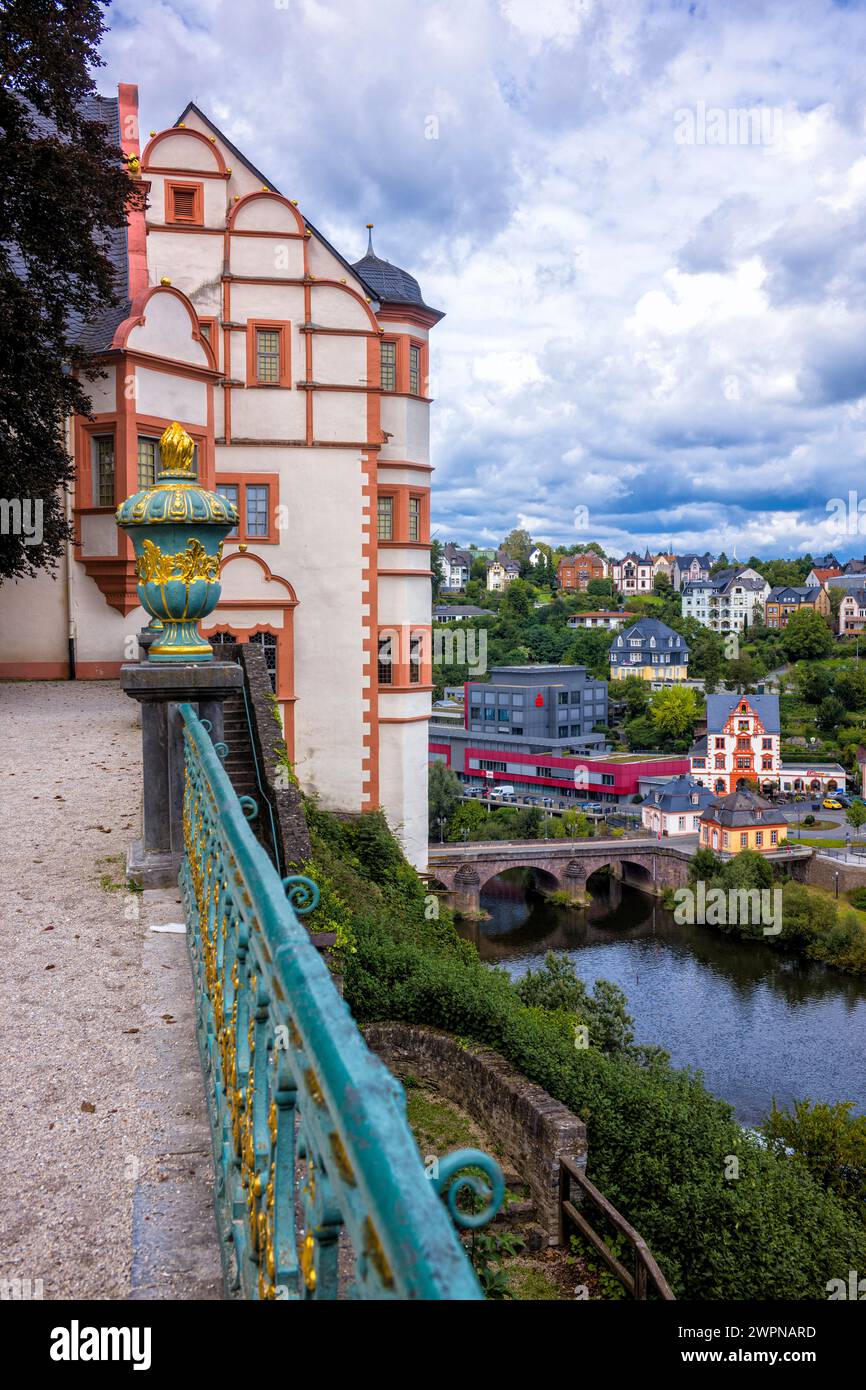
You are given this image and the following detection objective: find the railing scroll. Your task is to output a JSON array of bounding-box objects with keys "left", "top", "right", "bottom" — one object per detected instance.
[{"left": 178, "top": 702, "right": 501, "bottom": 1299}]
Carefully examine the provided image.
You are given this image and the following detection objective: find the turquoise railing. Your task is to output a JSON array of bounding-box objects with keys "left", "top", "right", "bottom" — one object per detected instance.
[{"left": 178, "top": 703, "right": 502, "bottom": 1299}]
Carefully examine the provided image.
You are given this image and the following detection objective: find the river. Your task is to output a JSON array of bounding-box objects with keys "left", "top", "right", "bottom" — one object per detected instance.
[{"left": 457, "top": 871, "right": 866, "bottom": 1125}]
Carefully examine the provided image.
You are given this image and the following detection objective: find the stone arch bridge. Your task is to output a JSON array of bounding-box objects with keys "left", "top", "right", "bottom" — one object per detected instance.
[{"left": 427, "top": 840, "right": 694, "bottom": 917}]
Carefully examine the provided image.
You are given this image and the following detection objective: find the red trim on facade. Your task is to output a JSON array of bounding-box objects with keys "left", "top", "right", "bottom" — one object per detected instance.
[{"left": 142, "top": 126, "right": 227, "bottom": 174}]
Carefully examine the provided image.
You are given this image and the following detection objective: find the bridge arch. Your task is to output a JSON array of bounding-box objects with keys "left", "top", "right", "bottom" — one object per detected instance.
[{"left": 479, "top": 864, "right": 561, "bottom": 898}]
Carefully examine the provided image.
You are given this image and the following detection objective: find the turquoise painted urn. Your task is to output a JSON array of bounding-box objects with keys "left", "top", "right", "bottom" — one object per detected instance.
[{"left": 116, "top": 421, "right": 238, "bottom": 662}]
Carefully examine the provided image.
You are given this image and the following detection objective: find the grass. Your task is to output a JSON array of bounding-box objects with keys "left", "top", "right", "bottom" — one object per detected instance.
[
  {"left": 506, "top": 1265, "right": 562, "bottom": 1300},
  {"left": 404, "top": 1084, "right": 489, "bottom": 1157},
  {"left": 807, "top": 883, "right": 866, "bottom": 927},
  {"left": 797, "top": 837, "right": 848, "bottom": 848}
]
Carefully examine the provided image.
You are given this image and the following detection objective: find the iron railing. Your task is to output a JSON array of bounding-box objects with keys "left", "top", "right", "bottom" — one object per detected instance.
[{"left": 178, "top": 702, "right": 502, "bottom": 1299}]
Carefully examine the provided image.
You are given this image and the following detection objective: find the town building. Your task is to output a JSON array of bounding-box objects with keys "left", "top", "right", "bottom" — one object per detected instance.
[
  {"left": 680, "top": 566, "right": 770, "bottom": 632},
  {"left": 805, "top": 565, "right": 842, "bottom": 588},
  {"left": 671, "top": 552, "right": 714, "bottom": 591},
  {"left": 567, "top": 611, "right": 626, "bottom": 631},
  {"left": 690, "top": 693, "right": 780, "bottom": 795},
  {"left": 433, "top": 605, "right": 495, "bottom": 622},
  {"left": 528, "top": 547, "right": 545, "bottom": 567},
  {"left": 652, "top": 552, "right": 676, "bottom": 585},
  {"left": 463, "top": 666, "right": 608, "bottom": 744},
  {"left": 0, "top": 87, "right": 438, "bottom": 866},
  {"left": 699, "top": 789, "right": 788, "bottom": 855},
  {"left": 764, "top": 585, "right": 830, "bottom": 629},
  {"left": 838, "top": 590, "right": 866, "bottom": 635},
  {"left": 776, "top": 763, "right": 847, "bottom": 796},
  {"left": 557, "top": 551, "right": 607, "bottom": 590},
  {"left": 609, "top": 619, "right": 689, "bottom": 683},
  {"left": 440, "top": 544, "right": 473, "bottom": 592},
  {"left": 428, "top": 721, "right": 688, "bottom": 806},
  {"left": 486, "top": 552, "right": 520, "bottom": 591},
  {"left": 610, "top": 551, "right": 654, "bottom": 595},
  {"left": 641, "top": 776, "right": 714, "bottom": 837}
]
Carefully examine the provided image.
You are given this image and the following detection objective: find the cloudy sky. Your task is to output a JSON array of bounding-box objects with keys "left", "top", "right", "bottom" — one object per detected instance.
[{"left": 101, "top": 0, "right": 866, "bottom": 560}]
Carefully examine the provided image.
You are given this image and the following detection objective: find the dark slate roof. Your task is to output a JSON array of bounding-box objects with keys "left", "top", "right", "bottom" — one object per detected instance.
[
  {"left": 705, "top": 693, "right": 780, "bottom": 734},
  {"left": 647, "top": 776, "right": 714, "bottom": 813},
  {"left": 700, "top": 788, "right": 785, "bottom": 828},
  {"left": 690, "top": 735, "right": 709, "bottom": 756},
  {"left": 14, "top": 93, "right": 130, "bottom": 353},
  {"left": 351, "top": 228, "right": 444, "bottom": 319},
  {"left": 766, "top": 586, "right": 821, "bottom": 603}
]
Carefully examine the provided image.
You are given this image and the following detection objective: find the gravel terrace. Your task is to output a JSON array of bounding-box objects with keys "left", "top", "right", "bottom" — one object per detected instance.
[{"left": 0, "top": 680, "right": 221, "bottom": 1300}]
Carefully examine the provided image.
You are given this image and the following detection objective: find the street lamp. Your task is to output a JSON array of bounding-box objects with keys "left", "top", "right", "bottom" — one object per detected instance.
[
  {"left": 462, "top": 827, "right": 470, "bottom": 845},
  {"left": 436, "top": 816, "right": 446, "bottom": 845}
]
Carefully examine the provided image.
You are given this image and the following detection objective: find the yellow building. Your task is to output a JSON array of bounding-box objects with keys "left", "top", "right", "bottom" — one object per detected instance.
[
  {"left": 609, "top": 618, "right": 689, "bottom": 683},
  {"left": 699, "top": 789, "right": 787, "bottom": 854}
]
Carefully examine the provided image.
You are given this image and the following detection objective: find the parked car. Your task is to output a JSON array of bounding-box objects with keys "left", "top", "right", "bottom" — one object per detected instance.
[
  {"left": 823, "top": 797, "right": 843, "bottom": 810},
  {"left": 491, "top": 785, "right": 515, "bottom": 798}
]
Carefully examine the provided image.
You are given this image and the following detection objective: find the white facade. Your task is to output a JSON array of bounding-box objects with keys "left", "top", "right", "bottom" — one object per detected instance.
[
  {"left": 610, "top": 553, "right": 654, "bottom": 594},
  {"left": 681, "top": 567, "right": 769, "bottom": 632},
  {"left": 0, "top": 88, "right": 439, "bottom": 867}
]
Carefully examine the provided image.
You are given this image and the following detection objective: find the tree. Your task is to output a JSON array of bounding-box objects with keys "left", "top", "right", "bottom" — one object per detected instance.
[
  {"left": 430, "top": 538, "right": 445, "bottom": 601},
  {"left": 798, "top": 664, "right": 834, "bottom": 705},
  {"left": 835, "top": 667, "right": 866, "bottom": 712},
  {"left": 616, "top": 674, "right": 650, "bottom": 719},
  {"left": 428, "top": 762, "right": 462, "bottom": 830},
  {"left": 0, "top": 0, "right": 145, "bottom": 580},
  {"left": 624, "top": 714, "right": 658, "bottom": 750},
  {"left": 723, "top": 652, "right": 758, "bottom": 693},
  {"left": 846, "top": 801, "right": 866, "bottom": 839},
  {"left": 499, "top": 577, "right": 534, "bottom": 623},
  {"left": 447, "top": 799, "right": 489, "bottom": 841},
  {"left": 781, "top": 609, "right": 833, "bottom": 661},
  {"left": 650, "top": 685, "right": 700, "bottom": 740},
  {"left": 499, "top": 528, "right": 533, "bottom": 567}
]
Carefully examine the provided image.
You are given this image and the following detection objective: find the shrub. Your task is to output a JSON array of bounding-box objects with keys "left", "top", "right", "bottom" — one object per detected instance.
[{"left": 307, "top": 806, "right": 866, "bottom": 1299}]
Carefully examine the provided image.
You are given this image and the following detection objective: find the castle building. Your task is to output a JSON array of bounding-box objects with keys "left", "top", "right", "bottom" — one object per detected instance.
[{"left": 0, "top": 87, "right": 441, "bottom": 866}]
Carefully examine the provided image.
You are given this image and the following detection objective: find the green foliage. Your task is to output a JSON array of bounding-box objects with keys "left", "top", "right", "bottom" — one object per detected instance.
[
  {"left": 513, "top": 952, "right": 638, "bottom": 1056},
  {"left": 847, "top": 887, "right": 866, "bottom": 910},
  {"left": 847, "top": 802, "right": 866, "bottom": 832},
  {"left": 761, "top": 1099, "right": 866, "bottom": 1214},
  {"left": 467, "top": 1228, "right": 524, "bottom": 1299},
  {"left": 309, "top": 807, "right": 866, "bottom": 1298},
  {"left": 817, "top": 695, "right": 846, "bottom": 733},
  {"left": 0, "top": 0, "right": 148, "bottom": 580},
  {"left": 616, "top": 674, "right": 650, "bottom": 718},
  {"left": 650, "top": 685, "right": 700, "bottom": 740},
  {"left": 428, "top": 761, "right": 462, "bottom": 830},
  {"left": 781, "top": 609, "right": 834, "bottom": 661}
]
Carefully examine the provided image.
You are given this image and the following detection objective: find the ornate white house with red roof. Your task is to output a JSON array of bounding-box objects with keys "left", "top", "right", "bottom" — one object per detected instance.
[
  {"left": 0, "top": 86, "right": 440, "bottom": 865},
  {"left": 690, "top": 694, "right": 780, "bottom": 796}
]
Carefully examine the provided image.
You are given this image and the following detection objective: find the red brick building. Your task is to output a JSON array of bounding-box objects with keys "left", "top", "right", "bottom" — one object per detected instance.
[{"left": 557, "top": 551, "right": 607, "bottom": 591}]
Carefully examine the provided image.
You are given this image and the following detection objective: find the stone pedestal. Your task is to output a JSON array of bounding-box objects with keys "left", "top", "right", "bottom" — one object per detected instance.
[
  {"left": 120, "top": 662, "right": 244, "bottom": 888},
  {"left": 137, "top": 624, "right": 160, "bottom": 661}
]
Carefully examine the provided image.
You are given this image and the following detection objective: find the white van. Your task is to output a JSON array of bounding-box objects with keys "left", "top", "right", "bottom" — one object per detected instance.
[{"left": 491, "top": 784, "right": 515, "bottom": 798}]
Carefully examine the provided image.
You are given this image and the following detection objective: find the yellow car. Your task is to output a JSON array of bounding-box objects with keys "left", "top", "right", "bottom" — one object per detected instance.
[{"left": 823, "top": 797, "right": 843, "bottom": 810}]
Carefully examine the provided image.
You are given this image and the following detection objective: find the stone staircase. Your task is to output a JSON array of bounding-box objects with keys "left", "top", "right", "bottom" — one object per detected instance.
[{"left": 221, "top": 691, "right": 275, "bottom": 862}]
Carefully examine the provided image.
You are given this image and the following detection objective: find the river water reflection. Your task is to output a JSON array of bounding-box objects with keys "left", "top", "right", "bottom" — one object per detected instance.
[{"left": 457, "top": 872, "right": 866, "bottom": 1125}]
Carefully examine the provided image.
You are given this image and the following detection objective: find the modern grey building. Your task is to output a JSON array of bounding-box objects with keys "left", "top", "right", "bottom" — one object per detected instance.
[{"left": 464, "top": 665, "right": 608, "bottom": 744}]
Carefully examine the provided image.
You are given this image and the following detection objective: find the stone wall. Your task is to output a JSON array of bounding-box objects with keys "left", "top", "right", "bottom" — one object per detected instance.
[
  {"left": 791, "top": 852, "right": 866, "bottom": 894},
  {"left": 363, "top": 1022, "right": 586, "bottom": 1243}
]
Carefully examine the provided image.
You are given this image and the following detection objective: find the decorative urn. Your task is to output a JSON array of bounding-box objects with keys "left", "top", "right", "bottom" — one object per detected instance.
[{"left": 116, "top": 422, "right": 238, "bottom": 662}]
